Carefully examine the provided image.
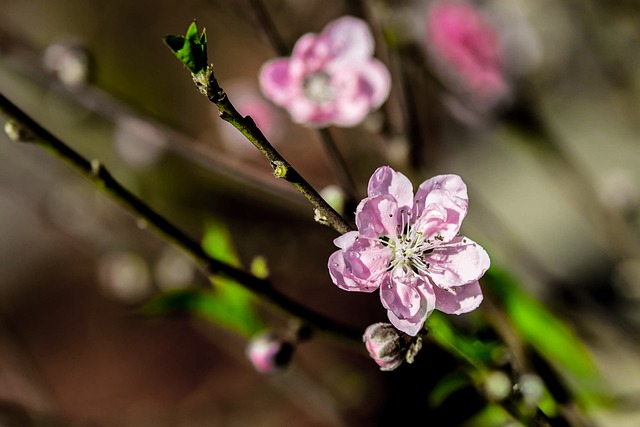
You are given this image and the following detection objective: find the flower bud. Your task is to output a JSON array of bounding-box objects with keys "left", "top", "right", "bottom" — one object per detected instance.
[
  {"left": 516, "top": 374, "right": 544, "bottom": 408},
  {"left": 363, "top": 322, "right": 421, "bottom": 371},
  {"left": 484, "top": 370, "right": 512, "bottom": 401},
  {"left": 42, "top": 40, "right": 92, "bottom": 87},
  {"left": 246, "top": 331, "right": 293, "bottom": 374}
]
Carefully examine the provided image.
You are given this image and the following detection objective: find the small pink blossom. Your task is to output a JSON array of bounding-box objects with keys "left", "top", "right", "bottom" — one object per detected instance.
[
  {"left": 259, "top": 16, "right": 391, "bottom": 127},
  {"left": 246, "top": 331, "right": 293, "bottom": 374},
  {"left": 426, "top": 1, "right": 506, "bottom": 104},
  {"left": 328, "top": 166, "right": 490, "bottom": 336}
]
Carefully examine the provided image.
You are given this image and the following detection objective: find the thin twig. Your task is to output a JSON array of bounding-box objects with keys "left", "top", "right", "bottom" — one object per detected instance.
[
  {"left": 248, "top": 0, "right": 361, "bottom": 209},
  {"left": 248, "top": 0, "right": 289, "bottom": 56},
  {"left": 202, "top": 73, "right": 355, "bottom": 234},
  {"left": 317, "top": 127, "right": 360, "bottom": 206},
  {"left": 0, "top": 91, "right": 361, "bottom": 341}
]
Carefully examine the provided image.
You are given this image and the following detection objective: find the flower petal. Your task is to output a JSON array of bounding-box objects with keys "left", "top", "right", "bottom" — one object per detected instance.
[
  {"left": 353, "top": 59, "right": 392, "bottom": 109},
  {"left": 415, "top": 174, "right": 468, "bottom": 212},
  {"left": 414, "top": 174, "right": 469, "bottom": 240},
  {"left": 328, "top": 235, "right": 391, "bottom": 292},
  {"left": 328, "top": 60, "right": 391, "bottom": 126},
  {"left": 333, "top": 230, "right": 359, "bottom": 249},
  {"left": 426, "top": 236, "right": 490, "bottom": 288},
  {"left": 291, "top": 33, "right": 331, "bottom": 73},
  {"left": 355, "top": 194, "right": 399, "bottom": 239},
  {"left": 324, "top": 16, "right": 375, "bottom": 65},
  {"left": 367, "top": 166, "right": 414, "bottom": 209},
  {"left": 380, "top": 273, "right": 435, "bottom": 336},
  {"left": 434, "top": 280, "right": 483, "bottom": 314},
  {"left": 286, "top": 96, "right": 328, "bottom": 125},
  {"left": 259, "top": 58, "right": 296, "bottom": 106}
]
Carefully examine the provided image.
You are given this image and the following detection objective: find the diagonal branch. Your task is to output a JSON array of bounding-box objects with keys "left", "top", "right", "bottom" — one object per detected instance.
[{"left": 0, "top": 91, "right": 361, "bottom": 341}]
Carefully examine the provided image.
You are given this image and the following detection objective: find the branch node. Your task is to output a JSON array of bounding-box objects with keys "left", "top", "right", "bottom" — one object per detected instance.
[
  {"left": 313, "top": 208, "right": 330, "bottom": 227},
  {"left": 271, "top": 161, "right": 288, "bottom": 179},
  {"left": 90, "top": 159, "right": 102, "bottom": 176},
  {"left": 4, "top": 120, "right": 34, "bottom": 143}
]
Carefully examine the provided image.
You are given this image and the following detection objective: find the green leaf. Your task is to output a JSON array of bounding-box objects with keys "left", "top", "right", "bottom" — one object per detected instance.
[
  {"left": 428, "top": 371, "right": 472, "bottom": 408},
  {"left": 202, "top": 219, "right": 241, "bottom": 267},
  {"left": 460, "top": 404, "right": 513, "bottom": 427},
  {"left": 142, "top": 219, "right": 264, "bottom": 336},
  {"left": 199, "top": 219, "right": 264, "bottom": 336},
  {"left": 163, "top": 21, "right": 208, "bottom": 75},
  {"left": 484, "top": 266, "right": 601, "bottom": 390},
  {"left": 427, "top": 311, "right": 501, "bottom": 370},
  {"left": 141, "top": 287, "right": 263, "bottom": 336}
]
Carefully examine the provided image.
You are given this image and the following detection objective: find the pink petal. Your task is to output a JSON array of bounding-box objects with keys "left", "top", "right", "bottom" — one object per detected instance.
[
  {"left": 367, "top": 166, "right": 414, "bottom": 209},
  {"left": 380, "top": 273, "right": 435, "bottom": 336},
  {"left": 259, "top": 58, "right": 296, "bottom": 106},
  {"left": 286, "top": 96, "right": 328, "bottom": 125},
  {"left": 333, "top": 230, "right": 359, "bottom": 249},
  {"left": 355, "top": 194, "right": 399, "bottom": 239},
  {"left": 328, "top": 236, "right": 390, "bottom": 292},
  {"left": 414, "top": 174, "right": 469, "bottom": 240},
  {"left": 328, "top": 61, "right": 391, "bottom": 126},
  {"left": 426, "top": 236, "right": 490, "bottom": 289},
  {"left": 328, "top": 86, "right": 371, "bottom": 127},
  {"left": 355, "top": 59, "right": 392, "bottom": 108},
  {"left": 291, "top": 34, "right": 331, "bottom": 73},
  {"left": 415, "top": 174, "right": 468, "bottom": 212},
  {"left": 434, "top": 280, "right": 483, "bottom": 314},
  {"left": 324, "top": 16, "right": 374, "bottom": 65}
]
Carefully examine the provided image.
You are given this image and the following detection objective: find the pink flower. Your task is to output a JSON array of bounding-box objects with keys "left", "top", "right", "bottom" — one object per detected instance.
[
  {"left": 246, "top": 331, "right": 293, "bottom": 374},
  {"left": 426, "top": 1, "right": 506, "bottom": 104},
  {"left": 259, "top": 16, "right": 391, "bottom": 127},
  {"left": 328, "top": 166, "right": 490, "bottom": 336}
]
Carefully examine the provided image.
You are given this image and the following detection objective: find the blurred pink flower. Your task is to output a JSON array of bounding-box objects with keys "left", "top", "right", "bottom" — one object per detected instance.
[
  {"left": 246, "top": 331, "right": 293, "bottom": 374},
  {"left": 426, "top": 1, "right": 506, "bottom": 104},
  {"left": 328, "top": 166, "right": 490, "bottom": 336},
  {"left": 259, "top": 16, "right": 391, "bottom": 127}
]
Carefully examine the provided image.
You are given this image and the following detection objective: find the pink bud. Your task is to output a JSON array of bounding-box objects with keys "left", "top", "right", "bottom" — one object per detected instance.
[
  {"left": 246, "top": 331, "right": 293, "bottom": 374},
  {"left": 363, "top": 322, "right": 415, "bottom": 371}
]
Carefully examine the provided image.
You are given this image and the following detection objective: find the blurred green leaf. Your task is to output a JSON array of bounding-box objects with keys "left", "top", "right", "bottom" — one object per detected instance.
[
  {"left": 202, "top": 219, "right": 241, "bottom": 267},
  {"left": 163, "top": 21, "right": 208, "bottom": 75},
  {"left": 460, "top": 404, "right": 512, "bottom": 427},
  {"left": 484, "top": 266, "right": 600, "bottom": 386},
  {"left": 427, "top": 311, "right": 501, "bottom": 370},
  {"left": 201, "top": 219, "right": 263, "bottom": 336},
  {"left": 429, "top": 371, "right": 472, "bottom": 408},
  {"left": 142, "top": 219, "right": 263, "bottom": 336},
  {"left": 141, "top": 287, "right": 262, "bottom": 336}
]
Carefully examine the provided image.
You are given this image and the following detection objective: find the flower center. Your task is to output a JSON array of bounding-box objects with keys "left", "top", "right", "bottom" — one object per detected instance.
[
  {"left": 302, "top": 71, "right": 335, "bottom": 105},
  {"left": 385, "top": 210, "right": 436, "bottom": 275}
]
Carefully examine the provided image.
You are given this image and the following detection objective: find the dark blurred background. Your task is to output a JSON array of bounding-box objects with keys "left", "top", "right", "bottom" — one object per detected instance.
[{"left": 0, "top": 0, "right": 640, "bottom": 426}]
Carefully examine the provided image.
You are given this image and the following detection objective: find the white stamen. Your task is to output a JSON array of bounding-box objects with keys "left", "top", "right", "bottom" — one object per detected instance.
[{"left": 302, "top": 71, "right": 335, "bottom": 105}]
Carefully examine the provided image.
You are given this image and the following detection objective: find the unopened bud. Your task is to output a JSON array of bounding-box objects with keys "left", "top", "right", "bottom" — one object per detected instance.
[
  {"left": 517, "top": 374, "right": 544, "bottom": 408},
  {"left": 363, "top": 322, "right": 422, "bottom": 371},
  {"left": 4, "top": 120, "right": 34, "bottom": 143},
  {"left": 42, "top": 40, "right": 92, "bottom": 87},
  {"left": 484, "top": 370, "right": 512, "bottom": 401},
  {"left": 246, "top": 331, "right": 293, "bottom": 374}
]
